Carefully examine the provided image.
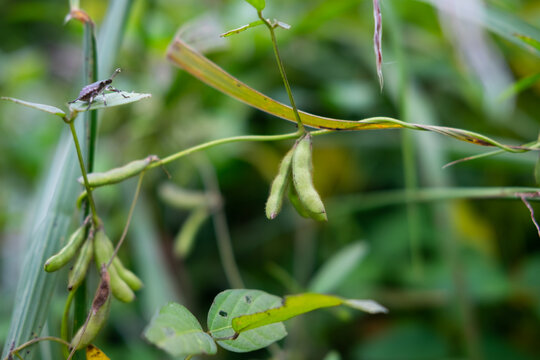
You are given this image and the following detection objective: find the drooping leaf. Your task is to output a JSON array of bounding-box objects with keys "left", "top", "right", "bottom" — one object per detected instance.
[
  {"left": 232, "top": 293, "right": 388, "bottom": 334},
  {"left": 207, "top": 289, "right": 287, "bottom": 353},
  {"left": 166, "top": 37, "right": 536, "bottom": 153},
  {"left": 1, "top": 97, "right": 66, "bottom": 117},
  {"left": 68, "top": 92, "right": 151, "bottom": 112},
  {"left": 244, "top": 0, "right": 265, "bottom": 11},
  {"left": 309, "top": 242, "right": 368, "bottom": 293},
  {"left": 144, "top": 303, "right": 217, "bottom": 358}
]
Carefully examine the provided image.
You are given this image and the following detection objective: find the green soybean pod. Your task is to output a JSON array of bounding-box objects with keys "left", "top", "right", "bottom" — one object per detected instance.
[
  {"left": 79, "top": 155, "right": 159, "bottom": 188},
  {"left": 113, "top": 257, "right": 143, "bottom": 291},
  {"left": 292, "top": 134, "right": 327, "bottom": 221},
  {"left": 67, "top": 237, "right": 94, "bottom": 291},
  {"left": 93, "top": 229, "right": 135, "bottom": 303},
  {"left": 287, "top": 176, "right": 311, "bottom": 219},
  {"left": 173, "top": 206, "right": 210, "bottom": 258},
  {"left": 265, "top": 148, "right": 295, "bottom": 219},
  {"left": 44, "top": 224, "right": 87, "bottom": 272},
  {"left": 70, "top": 268, "right": 111, "bottom": 350}
]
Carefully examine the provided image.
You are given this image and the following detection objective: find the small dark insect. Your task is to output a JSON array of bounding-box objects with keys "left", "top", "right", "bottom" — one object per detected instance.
[
  {"left": 245, "top": 295, "right": 252, "bottom": 304},
  {"left": 69, "top": 68, "right": 129, "bottom": 110},
  {"left": 218, "top": 310, "right": 228, "bottom": 317}
]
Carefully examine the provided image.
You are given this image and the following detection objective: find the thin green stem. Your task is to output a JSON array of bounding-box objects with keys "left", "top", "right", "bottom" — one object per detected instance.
[
  {"left": 258, "top": 11, "right": 305, "bottom": 134},
  {"left": 60, "top": 290, "right": 76, "bottom": 358},
  {"left": 68, "top": 121, "right": 100, "bottom": 226},
  {"left": 148, "top": 130, "right": 331, "bottom": 171},
  {"left": 3, "top": 337, "right": 70, "bottom": 360},
  {"left": 107, "top": 172, "right": 145, "bottom": 268}
]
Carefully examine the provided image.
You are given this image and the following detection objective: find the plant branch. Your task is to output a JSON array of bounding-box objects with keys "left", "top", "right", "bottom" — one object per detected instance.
[
  {"left": 68, "top": 121, "right": 100, "bottom": 226},
  {"left": 3, "top": 337, "right": 70, "bottom": 360},
  {"left": 148, "top": 130, "right": 331, "bottom": 171}
]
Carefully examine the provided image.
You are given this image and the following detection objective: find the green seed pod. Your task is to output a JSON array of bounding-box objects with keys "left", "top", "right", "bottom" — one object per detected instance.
[
  {"left": 113, "top": 257, "right": 143, "bottom": 291},
  {"left": 67, "top": 237, "right": 94, "bottom": 291},
  {"left": 93, "top": 229, "right": 135, "bottom": 303},
  {"left": 70, "top": 267, "right": 111, "bottom": 350},
  {"left": 44, "top": 224, "right": 87, "bottom": 272},
  {"left": 265, "top": 148, "right": 295, "bottom": 219},
  {"left": 292, "top": 134, "right": 327, "bottom": 221},
  {"left": 79, "top": 155, "right": 159, "bottom": 188},
  {"left": 174, "top": 206, "right": 210, "bottom": 258},
  {"left": 287, "top": 177, "right": 311, "bottom": 219},
  {"left": 159, "top": 183, "right": 220, "bottom": 210}
]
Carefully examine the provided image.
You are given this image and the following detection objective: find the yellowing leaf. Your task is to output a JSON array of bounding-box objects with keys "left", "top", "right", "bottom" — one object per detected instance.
[
  {"left": 232, "top": 293, "right": 386, "bottom": 333},
  {"left": 166, "top": 37, "right": 536, "bottom": 153},
  {"left": 86, "top": 344, "right": 110, "bottom": 360}
]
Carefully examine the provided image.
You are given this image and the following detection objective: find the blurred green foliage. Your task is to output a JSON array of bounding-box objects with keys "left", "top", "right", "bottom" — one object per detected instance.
[{"left": 1, "top": 0, "right": 540, "bottom": 359}]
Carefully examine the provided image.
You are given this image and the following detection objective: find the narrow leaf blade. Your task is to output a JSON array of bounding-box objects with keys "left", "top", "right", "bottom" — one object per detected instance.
[
  {"left": 144, "top": 303, "right": 217, "bottom": 358},
  {"left": 207, "top": 289, "right": 287, "bottom": 353},
  {"left": 1, "top": 97, "right": 66, "bottom": 117},
  {"left": 166, "top": 37, "right": 537, "bottom": 152}
]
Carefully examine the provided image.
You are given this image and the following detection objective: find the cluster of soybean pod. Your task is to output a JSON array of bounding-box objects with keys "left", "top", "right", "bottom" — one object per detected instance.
[
  {"left": 42, "top": 158, "right": 154, "bottom": 350},
  {"left": 266, "top": 133, "right": 327, "bottom": 222}
]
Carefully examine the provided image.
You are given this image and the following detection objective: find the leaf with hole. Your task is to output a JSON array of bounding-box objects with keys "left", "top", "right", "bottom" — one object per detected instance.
[
  {"left": 208, "top": 289, "right": 287, "bottom": 353},
  {"left": 144, "top": 302, "right": 217, "bottom": 358}
]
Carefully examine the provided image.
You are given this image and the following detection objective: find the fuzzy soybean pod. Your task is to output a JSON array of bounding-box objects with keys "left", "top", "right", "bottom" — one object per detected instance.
[
  {"left": 292, "top": 134, "right": 328, "bottom": 221},
  {"left": 70, "top": 267, "right": 111, "bottom": 350},
  {"left": 98, "top": 232, "right": 144, "bottom": 291},
  {"left": 93, "top": 229, "right": 135, "bottom": 303},
  {"left": 67, "top": 237, "right": 94, "bottom": 291},
  {"left": 265, "top": 148, "right": 295, "bottom": 219},
  {"left": 44, "top": 224, "right": 87, "bottom": 272},
  {"left": 113, "top": 257, "right": 143, "bottom": 291},
  {"left": 287, "top": 177, "right": 311, "bottom": 219},
  {"left": 79, "top": 155, "right": 159, "bottom": 188}
]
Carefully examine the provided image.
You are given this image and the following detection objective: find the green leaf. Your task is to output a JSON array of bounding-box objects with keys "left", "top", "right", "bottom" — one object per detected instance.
[
  {"left": 498, "top": 72, "right": 540, "bottom": 100},
  {"left": 1, "top": 96, "right": 66, "bottom": 117},
  {"left": 207, "top": 289, "right": 287, "bottom": 353},
  {"left": 309, "top": 242, "right": 368, "bottom": 293},
  {"left": 166, "top": 37, "right": 536, "bottom": 153},
  {"left": 232, "top": 293, "right": 388, "bottom": 334},
  {"left": 244, "top": 0, "right": 265, "bottom": 11},
  {"left": 68, "top": 92, "right": 151, "bottom": 112},
  {"left": 144, "top": 303, "right": 217, "bottom": 358}
]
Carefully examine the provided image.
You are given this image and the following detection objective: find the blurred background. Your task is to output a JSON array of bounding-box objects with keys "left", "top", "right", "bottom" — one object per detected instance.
[{"left": 1, "top": 0, "right": 540, "bottom": 359}]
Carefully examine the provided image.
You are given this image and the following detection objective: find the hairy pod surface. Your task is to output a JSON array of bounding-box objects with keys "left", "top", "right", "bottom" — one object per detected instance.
[
  {"left": 70, "top": 268, "right": 111, "bottom": 350},
  {"left": 174, "top": 206, "right": 210, "bottom": 258},
  {"left": 292, "top": 134, "right": 327, "bottom": 221},
  {"left": 93, "top": 229, "right": 135, "bottom": 302},
  {"left": 265, "top": 148, "right": 295, "bottom": 219},
  {"left": 68, "top": 237, "right": 94, "bottom": 291},
  {"left": 44, "top": 224, "right": 87, "bottom": 272},
  {"left": 79, "top": 155, "right": 158, "bottom": 187},
  {"left": 287, "top": 176, "right": 311, "bottom": 219},
  {"left": 113, "top": 257, "right": 143, "bottom": 291}
]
